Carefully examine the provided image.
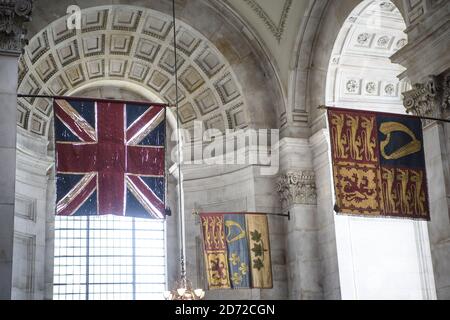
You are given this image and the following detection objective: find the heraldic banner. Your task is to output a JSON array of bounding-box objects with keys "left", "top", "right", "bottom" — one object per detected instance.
[
  {"left": 327, "top": 107, "right": 430, "bottom": 220},
  {"left": 200, "top": 213, "right": 273, "bottom": 290},
  {"left": 54, "top": 98, "right": 166, "bottom": 219}
]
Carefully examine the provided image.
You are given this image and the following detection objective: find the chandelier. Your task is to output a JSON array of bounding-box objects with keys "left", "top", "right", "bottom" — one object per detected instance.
[
  {"left": 163, "top": 0, "right": 205, "bottom": 301},
  {"left": 163, "top": 273, "right": 205, "bottom": 300}
]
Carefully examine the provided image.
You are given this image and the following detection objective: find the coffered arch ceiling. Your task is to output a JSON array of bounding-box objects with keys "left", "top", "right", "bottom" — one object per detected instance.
[
  {"left": 18, "top": 4, "right": 273, "bottom": 139},
  {"left": 326, "top": 0, "right": 408, "bottom": 112}
]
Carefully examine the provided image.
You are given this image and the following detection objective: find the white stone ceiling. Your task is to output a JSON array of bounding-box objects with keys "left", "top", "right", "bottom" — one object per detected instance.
[{"left": 18, "top": 5, "right": 249, "bottom": 138}]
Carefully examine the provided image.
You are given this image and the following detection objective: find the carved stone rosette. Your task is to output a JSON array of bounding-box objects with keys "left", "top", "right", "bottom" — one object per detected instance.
[
  {"left": 403, "top": 69, "right": 450, "bottom": 122},
  {"left": 276, "top": 170, "right": 317, "bottom": 207},
  {"left": 0, "top": 0, "right": 33, "bottom": 56}
]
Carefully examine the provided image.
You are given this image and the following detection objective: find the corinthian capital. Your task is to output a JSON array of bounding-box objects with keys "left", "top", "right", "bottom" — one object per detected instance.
[
  {"left": 403, "top": 76, "right": 439, "bottom": 118},
  {"left": 403, "top": 69, "right": 450, "bottom": 121},
  {"left": 276, "top": 170, "right": 317, "bottom": 207},
  {"left": 0, "top": 0, "right": 33, "bottom": 56},
  {"left": 442, "top": 71, "right": 450, "bottom": 111}
]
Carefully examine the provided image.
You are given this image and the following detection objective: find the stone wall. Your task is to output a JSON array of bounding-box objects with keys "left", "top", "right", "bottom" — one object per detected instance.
[
  {"left": 0, "top": 0, "right": 33, "bottom": 300},
  {"left": 172, "top": 160, "right": 288, "bottom": 300},
  {"left": 310, "top": 130, "right": 341, "bottom": 299},
  {"left": 3, "top": 0, "right": 449, "bottom": 301},
  {"left": 12, "top": 138, "right": 52, "bottom": 299}
]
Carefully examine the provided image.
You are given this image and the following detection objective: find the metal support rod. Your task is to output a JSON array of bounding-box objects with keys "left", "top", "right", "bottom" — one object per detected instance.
[
  {"left": 17, "top": 93, "right": 171, "bottom": 108},
  {"left": 171, "top": 0, "right": 187, "bottom": 282},
  {"left": 192, "top": 210, "right": 291, "bottom": 220},
  {"left": 318, "top": 105, "right": 450, "bottom": 123}
]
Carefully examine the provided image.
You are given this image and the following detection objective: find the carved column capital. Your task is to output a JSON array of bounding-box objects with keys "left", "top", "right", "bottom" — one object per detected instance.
[
  {"left": 403, "top": 69, "right": 450, "bottom": 121},
  {"left": 276, "top": 170, "right": 317, "bottom": 207},
  {"left": 442, "top": 71, "right": 450, "bottom": 112},
  {"left": 0, "top": 0, "right": 33, "bottom": 56}
]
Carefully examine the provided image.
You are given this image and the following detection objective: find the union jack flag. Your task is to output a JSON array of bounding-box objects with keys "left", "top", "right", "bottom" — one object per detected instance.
[{"left": 54, "top": 98, "right": 166, "bottom": 219}]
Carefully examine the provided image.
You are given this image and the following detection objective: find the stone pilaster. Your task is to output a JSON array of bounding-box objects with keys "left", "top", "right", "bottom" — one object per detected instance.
[
  {"left": 0, "top": 0, "right": 32, "bottom": 300},
  {"left": 403, "top": 70, "right": 450, "bottom": 299},
  {"left": 392, "top": 0, "right": 450, "bottom": 299},
  {"left": 276, "top": 137, "right": 322, "bottom": 300},
  {"left": 309, "top": 129, "right": 341, "bottom": 300}
]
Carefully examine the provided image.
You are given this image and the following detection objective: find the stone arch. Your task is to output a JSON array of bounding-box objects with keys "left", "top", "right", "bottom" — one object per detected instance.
[
  {"left": 19, "top": 5, "right": 250, "bottom": 139},
  {"left": 323, "top": 0, "right": 435, "bottom": 300},
  {"left": 14, "top": 2, "right": 289, "bottom": 300},
  {"left": 282, "top": 0, "right": 436, "bottom": 300},
  {"left": 19, "top": 1, "right": 285, "bottom": 145},
  {"left": 326, "top": 0, "right": 409, "bottom": 111},
  {"left": 287, "top": 0, "right": 410, "bottom": 136}
]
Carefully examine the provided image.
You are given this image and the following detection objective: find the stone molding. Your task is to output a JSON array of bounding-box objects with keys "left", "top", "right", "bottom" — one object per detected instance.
[
  {"left": 403, "top": 0, "right": 448, "bottom": 31},
  {"left": 0, "top": 0, "right": 32, "bottom": 56},
  {"left": 403, "top": 69, "right": 450, "bottom": 121},
  {"left": 13, "top": 231, "right": 36, "bottom": 299},
  {"left": 276, "top": 170, "right": 317, "bottom": 207}
]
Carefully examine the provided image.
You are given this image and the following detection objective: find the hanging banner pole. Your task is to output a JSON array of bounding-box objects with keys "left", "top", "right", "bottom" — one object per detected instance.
[
  {"left": 17, "top": 93, "right": 171, "bottom": 108},
  {"left": 171, "top": 0, "right": 188, "bottom": 283},
  {"left": 192, "top": 210, "right": 291, "bottom": 220},
  {"left": 318, "top": 105, "right": 450, "bottom": 124}
]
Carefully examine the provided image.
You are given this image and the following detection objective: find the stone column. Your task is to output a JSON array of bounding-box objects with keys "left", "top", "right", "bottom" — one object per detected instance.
[
  {"left": 44, "top": 168, "right": 55, "bottom": 300},
  {"left": 276, "top": 137, "right": 322, "bottom": 299},
  {"left": 165, "top": 175, "right": 180, "bottom": 293},
  {"left": 309, "top": 129, "right": 341, "bottom": 300},
  {"left": 402, "top": 71, "right": 450, "bottom": 299},
  {"left": 0, "top": 0, "right": 32, "bottom": 300},
  {"left": 389, "top": 0, "right": 450, "bottom": 299}
]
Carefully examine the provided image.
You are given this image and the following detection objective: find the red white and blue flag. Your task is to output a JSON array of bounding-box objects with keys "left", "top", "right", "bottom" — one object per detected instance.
[{"left": 54, "top": 98, "right": 166, "bottom": 219}]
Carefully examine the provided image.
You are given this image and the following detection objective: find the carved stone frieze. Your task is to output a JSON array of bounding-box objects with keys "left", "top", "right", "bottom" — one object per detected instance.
[
  {"left": 0, "top": 0, "right": 32, "bottom": 55},
  {"left": 276, "top": 170, "right": 317, "bottom": 207}
]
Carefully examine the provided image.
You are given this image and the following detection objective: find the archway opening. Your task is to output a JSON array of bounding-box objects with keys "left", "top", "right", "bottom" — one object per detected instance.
[
  {"left": 17, "top": 4, "right": 253, "bottom": 300},
  {"left": 11, "top": 0, "right": 284, "bottom": 300},
  {"left": 326, "top": 0, "right": 435, "bottom": 300},
  {"left": 51, "top": 83, "right": 168, "bottom": 300}
]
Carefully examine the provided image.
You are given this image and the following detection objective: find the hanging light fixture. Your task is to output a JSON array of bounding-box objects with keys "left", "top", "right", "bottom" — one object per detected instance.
[
  {"left": 163, "top": 274, "right": 205, "bottom": 300},
  {"left": 163, "top": 0, "right": 205, "bottom": 301}
]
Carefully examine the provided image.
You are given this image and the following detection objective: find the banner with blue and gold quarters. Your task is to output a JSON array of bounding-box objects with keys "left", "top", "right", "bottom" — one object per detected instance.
[
  {"left": 327, "top": 107, "right": 430, "bottom": 220},
  {"left": 224, "top": 214, "right": 251, "bottom": 288},
  {"left": 200, "top": 212, "right": 273, "bottom": 289}
]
